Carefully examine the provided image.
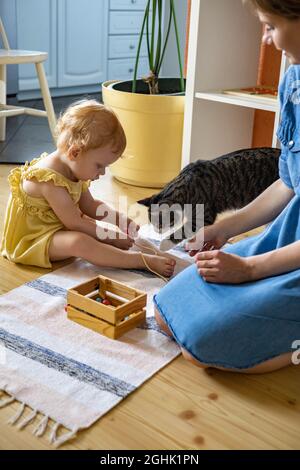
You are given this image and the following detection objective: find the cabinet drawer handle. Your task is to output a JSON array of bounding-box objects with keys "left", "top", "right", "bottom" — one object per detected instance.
[
  {"left": 129, "top": 44, "right": 135, "bottom": 50},
  {"left": 131, "top": 0, "right": 137, "bottom": 3},
  {"left": 128, "top": 68, "right": 134, "bottom": 73}
]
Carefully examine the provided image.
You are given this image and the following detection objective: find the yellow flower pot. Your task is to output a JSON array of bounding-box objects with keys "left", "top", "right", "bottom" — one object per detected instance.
[{"left": 102, "top": 80, "right": 185, "bottom": 188}]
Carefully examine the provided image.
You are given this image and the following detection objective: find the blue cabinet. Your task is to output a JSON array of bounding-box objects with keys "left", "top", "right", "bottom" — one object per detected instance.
[
  {"left": 58, "top": 0, "right": 108, "bottom": 87},
  {"left": 16, "top": 0, "right": 57, "bottom": 91},
  {"left": 109, "top": 35, "right": 148, "bottom": 59},
  {"left": 16, "top": 0, "right": 159, "bottom": 96},
  {"left": 109, "top": 11, "right": 146, "bottom": 35},
  {"left": 16, "top": 0, "right": 109, "bottom": 95},
  {"left": 110, "top": 0, "right": 149, "bottom": 10},
  {"left": 107, "top": 0, "right": 150, "bottom": 82}
]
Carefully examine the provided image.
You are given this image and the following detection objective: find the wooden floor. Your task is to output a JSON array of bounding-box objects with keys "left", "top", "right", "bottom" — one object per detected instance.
[{"left": 0, "top": 163, "right": 300, "bottom": 450}]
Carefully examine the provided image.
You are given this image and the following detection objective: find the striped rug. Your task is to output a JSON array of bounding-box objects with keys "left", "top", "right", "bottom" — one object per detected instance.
[{"left": 0, "top": 238, "right": 192, "bottom": 446}]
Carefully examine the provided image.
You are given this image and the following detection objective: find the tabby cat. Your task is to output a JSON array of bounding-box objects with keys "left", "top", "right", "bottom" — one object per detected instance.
[{"left": 138, "top": 147, "right": 281, "bottom": 245}]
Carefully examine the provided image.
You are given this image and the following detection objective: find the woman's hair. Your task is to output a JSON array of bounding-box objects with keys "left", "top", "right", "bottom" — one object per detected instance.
[
  {"left": 56, "top": 99, "right": 126, "bottom": 155},
  {"left": 245, "top": 0, "right": 300, "bottom": 19}
]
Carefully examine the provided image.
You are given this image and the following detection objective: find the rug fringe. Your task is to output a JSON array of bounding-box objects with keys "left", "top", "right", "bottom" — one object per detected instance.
[
  {"left": 49, "top": 422, "right": 59, "bottom": 444},
  {"left": 0, "top": 385, "right": 15, "bottom": 408},
  {"left": 0, "top": 396, "right": 15, "bottom": 407},
  {"left": 49, "top": 422, "right": 78, "bottom": 448},
  {"left": 7, "top": 402, "right": 26, "bottom": 425},
  {"left": 1, "top": 388, "right": 77, "bottom": 447},
  {"left": 17, "top": 408, "right": 38, "bottom": 430},
  {"left": 33, "top": 415, "right": 49, "bottom": 437}
]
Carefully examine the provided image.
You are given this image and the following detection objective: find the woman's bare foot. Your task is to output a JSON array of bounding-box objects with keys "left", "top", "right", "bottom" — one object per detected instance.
[{"left": 142, "top": 254, "right": 176, "bottom": 278}]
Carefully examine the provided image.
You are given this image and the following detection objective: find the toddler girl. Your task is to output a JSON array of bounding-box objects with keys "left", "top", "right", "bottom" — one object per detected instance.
[{"left": 1, "top": 100, "right": 175, "bottom": 277}]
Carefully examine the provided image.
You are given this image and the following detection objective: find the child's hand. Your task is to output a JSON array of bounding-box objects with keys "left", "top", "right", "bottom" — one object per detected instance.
[
  {"left": 117, "top": 213, "right": 140, "bottom": 239},
  {"left": 185, "top": 223, "right": 229, "bottom": 257},
  {"left": 196, "top": 250, "right": 253, "bottom": 284},
  {"left": 110, "top": 235, "right": 134, "bottom": 251},
  {"left": 126, "top": 218, "right": 140, "bottom": 239}
]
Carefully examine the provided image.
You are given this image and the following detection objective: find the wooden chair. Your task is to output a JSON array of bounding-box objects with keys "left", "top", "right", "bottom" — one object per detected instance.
[{"left": 0, "top": 17, "right": 56, "bottom": 142}]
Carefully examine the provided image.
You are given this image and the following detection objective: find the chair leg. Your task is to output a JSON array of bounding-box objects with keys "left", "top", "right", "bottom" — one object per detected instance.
[
  {"left": 35, "top": 62, "right": 57, "bottom": 142},
  {"left": 0, "top": 64, "right": 7, "bottom": 142}
]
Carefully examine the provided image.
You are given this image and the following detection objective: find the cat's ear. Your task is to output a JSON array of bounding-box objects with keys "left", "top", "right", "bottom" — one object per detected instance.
[{"left": 138, "top": 196, "right": 152, "bottom": 207}]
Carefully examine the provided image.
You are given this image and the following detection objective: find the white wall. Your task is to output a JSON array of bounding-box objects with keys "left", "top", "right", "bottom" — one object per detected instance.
[
  {"left": 161, "top": 0, "right": 188, "bottom": 78},
  {"left": 0, "top": 0, "right": 18, "bottom": 94}
]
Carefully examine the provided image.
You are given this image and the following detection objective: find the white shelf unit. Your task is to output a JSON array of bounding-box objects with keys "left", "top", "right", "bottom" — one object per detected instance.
[
  {"left": 195, "top": 91, "right": 278, "bottom": 112},
  {"left": 181, "top": 0, "right": 288, "bottom": 168}
]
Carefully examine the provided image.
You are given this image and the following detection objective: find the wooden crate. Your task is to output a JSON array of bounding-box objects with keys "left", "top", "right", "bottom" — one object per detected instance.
[{"left": 66, "top": 275, "right": 147, "bottom": 340}]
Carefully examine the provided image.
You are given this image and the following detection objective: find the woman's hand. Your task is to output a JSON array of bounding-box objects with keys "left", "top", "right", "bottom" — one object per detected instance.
[
  {"left": 196, "top": 250, "right": 253, "bottom": 284},
  {"left": 185, "top": 223, "right": 230, "bottom": 256}
]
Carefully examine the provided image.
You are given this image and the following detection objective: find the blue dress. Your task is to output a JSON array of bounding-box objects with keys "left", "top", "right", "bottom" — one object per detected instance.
[{"left": 154, "top": 65, "right": 300, "bottom": 369}]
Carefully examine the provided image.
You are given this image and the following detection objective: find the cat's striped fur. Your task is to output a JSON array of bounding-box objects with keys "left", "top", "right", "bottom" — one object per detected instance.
[{"left": 138, "top": 147, "right": 281, "bottom": 244}]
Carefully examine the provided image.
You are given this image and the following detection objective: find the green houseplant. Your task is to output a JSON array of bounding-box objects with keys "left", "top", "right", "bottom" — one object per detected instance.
[
  {"left": 102, "top": 0, "right": 186, "bottom": 188},
  {"left": 132, "top": 0, "right": 185, "bottom": 95}
]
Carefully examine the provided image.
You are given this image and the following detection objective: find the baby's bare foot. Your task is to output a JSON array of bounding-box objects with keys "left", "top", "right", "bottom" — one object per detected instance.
[{"left": 143, "top": 254, "right": 176, "bottom": 278}]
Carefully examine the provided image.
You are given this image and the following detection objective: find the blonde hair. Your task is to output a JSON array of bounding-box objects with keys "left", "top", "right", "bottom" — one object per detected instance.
[
  {"left": 244, "top": 0, "right": 300, "bottom": 19},
  {"left": 55, "top": 99, "right": 126, "bottom": 155}
]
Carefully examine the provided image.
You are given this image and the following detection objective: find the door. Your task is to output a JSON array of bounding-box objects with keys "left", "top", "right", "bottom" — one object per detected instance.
[
  {"left": 58, "top": 0, "right": 108, "bottom": 87},
  {"left": 16, "top": 0, "right": 57, "bottom": 91}
]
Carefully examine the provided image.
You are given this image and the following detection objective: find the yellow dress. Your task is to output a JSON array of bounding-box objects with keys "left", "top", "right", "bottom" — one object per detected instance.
[{"left": 1, "top": 153, "right": 90, "bottom": 268}]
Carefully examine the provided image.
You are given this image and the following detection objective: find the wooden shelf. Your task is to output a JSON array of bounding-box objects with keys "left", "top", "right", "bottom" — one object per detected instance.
[
  {"left": 195, "top": 91, "right": 279, "bottom": 113},
  {"left": 181, "top": 0, "right": 289, "bottom": 167}
]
